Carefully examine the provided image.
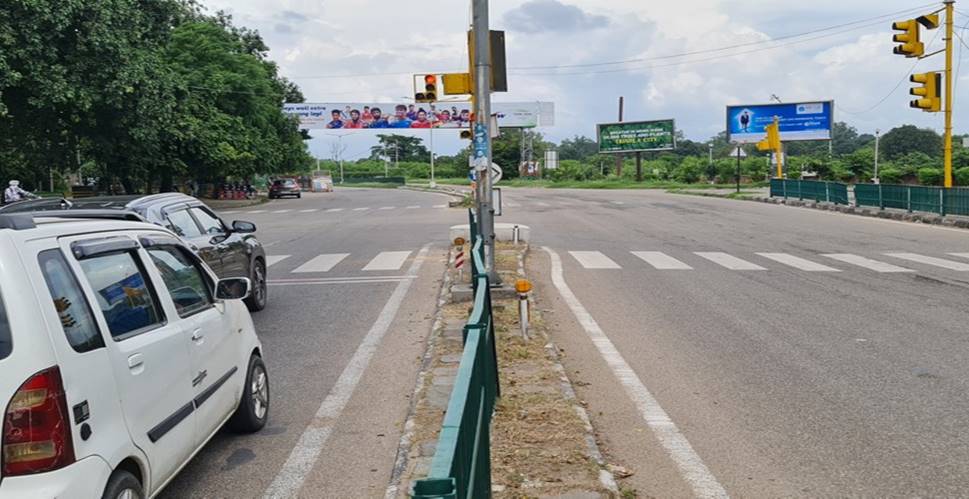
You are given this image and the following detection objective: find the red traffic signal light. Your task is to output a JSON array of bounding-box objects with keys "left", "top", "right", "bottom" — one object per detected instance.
[{"left": 415, "top": 74, "right": 438, "bottom": 103}]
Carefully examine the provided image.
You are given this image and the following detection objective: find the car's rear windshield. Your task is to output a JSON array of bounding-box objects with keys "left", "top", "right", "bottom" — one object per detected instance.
[{"left": 0, "top": 291, "right": 11, "bottom": 360}]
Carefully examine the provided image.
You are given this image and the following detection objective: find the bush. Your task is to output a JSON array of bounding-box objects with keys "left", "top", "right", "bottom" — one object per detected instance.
[
  {"left": 954, "top": 167, "right": 969, "bottom": 187},
  {"left": 878, "top": 167, "right": 903, "bottom": 184},
  {"left": 917, "top": 167, "right": 944, "bottom": 186}
]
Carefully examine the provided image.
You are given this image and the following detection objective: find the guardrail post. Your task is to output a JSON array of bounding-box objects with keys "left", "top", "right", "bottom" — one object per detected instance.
[
  {"left": 907, "top": 187, "right": 913, "bottom": 213},
  {"left": 940, "top": 189, "right": 947, "bottom": 216},
  {"left": 782, "top": 179, "right": 787, "bottom": 199},
  {"left": 825, "top": 182, "right": 830, "bottom": 203},
  {"left": 878, "top": 184, "right": 883, "bottom": 210}
]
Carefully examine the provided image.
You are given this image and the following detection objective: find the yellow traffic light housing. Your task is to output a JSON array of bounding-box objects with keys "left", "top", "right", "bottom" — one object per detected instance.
[
  {"left": 917, "top": 13, "right": 940, "bottom": 29},
  {"left": 756, "top": 121, "right": 780, "bottom": 152},
  {"left": 892, "top": 19, "right": 924, "bottom": 58},
  {"left": 414, "top": 74, "right": 439, "bottom": 103},
  {"left": 910, "top": 71, "right": 942, "bottom": 112}
]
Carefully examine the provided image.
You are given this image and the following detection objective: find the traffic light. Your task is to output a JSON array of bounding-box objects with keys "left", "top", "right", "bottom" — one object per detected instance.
[
  {"left": 892, "top": 19, "right": 923, "bottom": 58},
  {"left": 756, "top": 120, "right": 780, "bottom": 152},
  {"left": 917, "top": 13, "right": 940, "bottom": 29},
  {"left": 910, "top": 71, "right": 941, "bottom": 112},
  {"left": 414, "top": 74, "right": 438, "bottom": 103},
  {"left": 460, "top": 129, "right": 472, "bottom": 140}
]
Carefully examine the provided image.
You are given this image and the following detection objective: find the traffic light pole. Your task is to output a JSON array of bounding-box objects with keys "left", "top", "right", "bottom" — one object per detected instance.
[
  {"left": 472, "top": 0, "right": 499, "bottom": 283},
  {"left": 944, "top": 0, "right": 954, "bottom": 188}
]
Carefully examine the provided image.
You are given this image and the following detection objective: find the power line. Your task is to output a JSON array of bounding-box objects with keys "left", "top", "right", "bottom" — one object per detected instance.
[{"left": 509, "top": 3, "right": 937, "bottom": 71}]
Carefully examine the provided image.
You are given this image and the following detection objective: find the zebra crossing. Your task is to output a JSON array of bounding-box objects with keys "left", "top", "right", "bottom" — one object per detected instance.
[
  {"left": 219, "top": 204, "right": 450, "bottom": 215},
  {"left": 265, "top": 250, "right": 416, "bottom": 283},
  {"left": 566, "top": 250, "right": 969, "bottom": 274}
]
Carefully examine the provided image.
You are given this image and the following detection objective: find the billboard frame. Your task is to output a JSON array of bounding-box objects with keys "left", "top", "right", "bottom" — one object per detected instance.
[
  {"left": 596, "top": 118, "right": 677, "bottom": 154},
  {"left": 725, "top": 100, "right": 834, "bottom": 144}
]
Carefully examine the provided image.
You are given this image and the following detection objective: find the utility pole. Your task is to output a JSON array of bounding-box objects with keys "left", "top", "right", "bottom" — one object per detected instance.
[
  {"left": 429, "top": 127, "right": 436, "bottom": 188},
  {"left": 615, "top": 96, "right": 624, "bottom": 177},
  {"left": 873, "top": 129, "right": 881, "bottom": 184},
  {"left": 944, "top": 0, "right": 954, "bottom": 187},
  {"left": 472, "top": 0, "right": 498, "bottom": 282}
]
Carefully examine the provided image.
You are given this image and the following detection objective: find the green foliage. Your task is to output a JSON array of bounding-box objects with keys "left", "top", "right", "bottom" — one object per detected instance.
[
  {"left": 370, "top": 135, "right": 429, "bottom": 162},
  {"left": 954, "top": 167, "right": 969, "bottom": 187},
  {"left": 878, "top": 167, "right": 903, "bottom": 184},
  {"left": 880, "top": 125, "right": 942, "bottom": 160},
  {"left": 917, "top": 167, "right": 944, "bottom": 186}
]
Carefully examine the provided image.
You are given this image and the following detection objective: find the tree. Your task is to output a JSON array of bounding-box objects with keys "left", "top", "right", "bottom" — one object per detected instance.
[
  {"left": 557, "top": 135, "right": 599, "bottom": 161},
  {"left": 370, "top": 135, "right": 429, "bottom": 162},
  {"left": 879, "top": 125, "right": 942, "bottom": 160}
]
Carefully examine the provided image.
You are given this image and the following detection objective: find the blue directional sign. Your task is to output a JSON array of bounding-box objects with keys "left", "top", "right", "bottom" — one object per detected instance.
[{"left": 726, "top": 101, "right": 833, "bottom": 144}]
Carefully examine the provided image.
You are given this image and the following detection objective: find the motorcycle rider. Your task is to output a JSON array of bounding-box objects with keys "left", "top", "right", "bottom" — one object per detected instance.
[{"left": 3, "top": 180, "right": 34, "bottom": 204}]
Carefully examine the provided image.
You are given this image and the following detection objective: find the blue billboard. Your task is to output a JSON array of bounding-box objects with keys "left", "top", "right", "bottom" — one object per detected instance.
[{"left": 726, "top": 101, "right": 833, "bottom": 144}]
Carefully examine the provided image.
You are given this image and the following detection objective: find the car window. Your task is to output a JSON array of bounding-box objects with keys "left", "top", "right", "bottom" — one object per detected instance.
[
  {"left": 148, "top": 246, "right": 213, "bottom": 317},
  {"left": 167, "top": 209, "right": 203, "bottom": 238},
  {"left": 78, "top": 252, "right": 164, "bottom": 339},
  {"left": 190, "top": 207, "right": 225, "bottom": 235},
  {"left": 272, "top": 180, "right": 283, "bottom": 186},
  {"left": 284, "top": 180, "right": 296, "bottom": 187},
  {"left": 0, "top": 290, "right": 10, "bottom": 360},
  {"left": 38, "top": 249, "right": 105, "bottom": 353}
]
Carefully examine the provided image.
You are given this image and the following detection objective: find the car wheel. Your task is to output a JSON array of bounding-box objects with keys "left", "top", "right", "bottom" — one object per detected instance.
[
  {"left": 101, "top": 470, "right": 143, "bottom": 499},
  {"left": 297, "top": 192, "right": 302, "bottom": 198},
  {"left": 228, "top": 355, "right": 269, "bottom": 433},
  {"left": 244, "top": 259, "right": 267, "bottom": 312}
]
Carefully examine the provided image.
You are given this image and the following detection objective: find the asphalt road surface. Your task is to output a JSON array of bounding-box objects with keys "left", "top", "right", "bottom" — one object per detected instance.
[{"left": 161, "top": 188, "right": 462, "bottom": 498}]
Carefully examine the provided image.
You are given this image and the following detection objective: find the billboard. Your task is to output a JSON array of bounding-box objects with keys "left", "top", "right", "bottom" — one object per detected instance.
[
  {"left": 726, "top": 101, "right": 833, "bottom": 144},
  {"left": 283, "top": 102, "right": 554, "bottom": 130},
  {"left": 597, "top": 119, "right": 676, "bottom": 153}
]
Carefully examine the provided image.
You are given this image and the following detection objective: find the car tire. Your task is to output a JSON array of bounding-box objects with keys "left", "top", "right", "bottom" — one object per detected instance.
[
  {"left": 297, "top": 192, "right": 302, "bottom": 198},
  {"left": 101, "top": 470, "right": 143, "bottom": 499},
  {"left": 244, "top": 259, "right": 267, "bottom": 312},
  {"left": 228, "top": 355, "right": 269, "bottom": 433}
]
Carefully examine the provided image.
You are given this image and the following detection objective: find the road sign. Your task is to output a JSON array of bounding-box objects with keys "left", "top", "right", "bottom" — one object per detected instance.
[
  {"left": 597, "top": 119, "right": 676, "bottom": 153},
  {"left": 730, "top": 146, "right": 747, "bottom": 158},
  {"left": 726, "top": 101, "right": 833, "bottom": 143},
  {"left": 490, "top": 162, "right": 503, "bottom": 183}
]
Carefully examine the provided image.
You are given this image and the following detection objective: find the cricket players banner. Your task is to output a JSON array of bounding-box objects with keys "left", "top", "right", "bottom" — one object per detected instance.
[
  {"left": 597, "top": 119, "right": 676, "bottom": 153},
  {"left": 726, "top": 101, "right": 833, "bottom": 144},
  {"left": 283, "top": 102, "right": 554, "bottom": 130}
]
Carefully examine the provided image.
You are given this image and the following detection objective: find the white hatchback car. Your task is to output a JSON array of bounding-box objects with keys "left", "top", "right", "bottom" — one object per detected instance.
[{"left": 0, "top": 211, "right": 270, "bottom": 499}]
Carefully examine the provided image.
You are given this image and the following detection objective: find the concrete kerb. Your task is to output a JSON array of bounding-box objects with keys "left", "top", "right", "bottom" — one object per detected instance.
[
  {"left": 398, "top": 185, "right": 468, "bottom": 200},
  {"left": 743, "top": 194, "right": 969, "bottom": 230}
]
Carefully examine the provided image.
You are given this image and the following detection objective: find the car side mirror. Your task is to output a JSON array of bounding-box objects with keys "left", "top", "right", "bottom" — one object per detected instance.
[
  {"left": 215, "top": 277, "right": 251, "bottom": 301},
  {"left": 232, "top": 220, "right": 257, "bottom": 233}
]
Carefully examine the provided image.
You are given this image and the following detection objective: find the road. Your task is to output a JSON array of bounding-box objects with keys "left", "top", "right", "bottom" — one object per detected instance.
[
  {"left": 161, "top": 188, "right": 462, "bottom": 498},
  {"left": 499, "top": 188, "right": 969, "bottom": 497}
]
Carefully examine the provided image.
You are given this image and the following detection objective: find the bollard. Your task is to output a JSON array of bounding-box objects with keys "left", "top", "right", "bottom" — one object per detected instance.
[
  {"left": 512, "top": 225, "right": 520, "bottom": 245},
  {"left": 515, "top": 279, "right": 532, "bottom": 340},
  {"left": 453, "top": 237, "right": 466, "bottom": 282}
]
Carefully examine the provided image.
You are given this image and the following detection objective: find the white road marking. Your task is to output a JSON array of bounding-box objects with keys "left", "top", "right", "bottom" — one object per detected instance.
[
  {"left": 432, "top": 204, "right": 447, "bottom": 208},
  {"left": 265, "top": 255, "right": 291, "bottom": 268},
  {"left": 326, "top": 208, "right": 344, "bottom": 212},
  {"left": 405, "top": 205, "right": 420, "bottom": 209},
  {"left": 247, "top": 210, "right": 267, "bottom": 214},
  {"left": 756, "top": 253, "right": 840, "bottom": 272},
  {"left": 291, "top": 253, "right": 350, "bottom": 273},
  {"left": 505, "top": 202, "right": 521, "bottom": 207},
  {"left": 378, "top": 206, "right": 395, "bottom": 210},
  {"left": 822, "top": 254, "right": 914, "bottom": 273},
  {"left": 694, "top": 252, "right": 766, "bottom": 270},
  {"left": 949, "top": 252, "right": 969, "bottom": 259},
  {"left": 299, "top": 209, "right": 318, "bottom": 213},
  {"left": 543, "top": 247, "right": 728, "bottom": 499},
  {"left": 272, "top": 209, "right": 292, "bottom": 213},
  {"left": 535, "top": 201, "right": 551, "bottom": 207},
  {"left": 353, "top": 207, "right": 370, "bottom": 211},
  {"left": 363, "top": 251, "right": 412, "bottom": 271},
  {"left": 221, "top": 210, "right": 240, "bottom": 215},
  {"left": 264, "top": 245, "right": 431, "bottom": 498},
  {"left": 268, "top": 279, "right": 406, "bottom": 286},
  {"left": 885, "top": 252, "right": 969, "bottom": 271},
  {"left": 270, "top": 276, "right": 415, "bottom": 283},
  {"left": 569, "top": 251, "right": 621, "bottom": 269},
  {"left": 631, "top": 251, "right": 693, "bottom": 270},
  {"left": 611, "top": 200, "right": 625, "bottom": 205}
]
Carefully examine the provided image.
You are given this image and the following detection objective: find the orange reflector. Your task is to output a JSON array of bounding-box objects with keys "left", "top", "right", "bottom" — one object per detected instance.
[
  {"left": 515, "top": 279, "right": 532, "bottom": 293},
  {"left": 453, "top": 237, "right": 466, "bottom": 246}
]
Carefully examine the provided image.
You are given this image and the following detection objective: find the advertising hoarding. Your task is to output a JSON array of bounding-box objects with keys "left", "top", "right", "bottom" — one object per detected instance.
[
  {"left": 283, "top": 102, "right": 553, "bottom": 130},
  {"left": 726, "top": 101, "right": 833, "bottom": 144},
  {"left": 597, "top": 119, "right": 676, "bottom": 153}
]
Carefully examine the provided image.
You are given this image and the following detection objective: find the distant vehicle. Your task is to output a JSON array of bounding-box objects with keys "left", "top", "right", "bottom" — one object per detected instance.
[
  {"left": 16, "top": 193, "right": 269, "bottom": 311},
  {"left": 0, "top": 211, "right": 269, "bottom": 499},
  {"left": 268, "top": 179, "right": 302, "bottom": 199}
]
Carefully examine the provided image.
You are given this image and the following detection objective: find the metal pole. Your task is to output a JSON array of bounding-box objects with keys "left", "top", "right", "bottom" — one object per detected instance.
[
  {"left": 339, "top": 136, "right": 345, "bottom": 184},
  {"left": 472, "top": 0, "right": 499, "bottom": 283},
  {"left": 736, "top": 148, "right": 741, "bottom": 194},
  {"left": 873, "top": 129, "right": 880, "bottom": 184},
  {"left": 615, "top": 96, "right": 624, "bottom": 176},
  {"left": 944, "top": 0, "right": 954, "bottom": 188},
  {"left": 635, "top": 151, "right": 642, "bottom": 182},
  {"left": 430, "top": 126, "right": 436, "bottom": 188}
]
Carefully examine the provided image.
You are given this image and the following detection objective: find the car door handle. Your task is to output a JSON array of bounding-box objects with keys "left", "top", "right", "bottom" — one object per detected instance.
[
  {"left": 127, "top": 353, "right": 144, "bottom": 370},
  {"left": 191, "top": 329, "right": 205, "bottom": 344}
]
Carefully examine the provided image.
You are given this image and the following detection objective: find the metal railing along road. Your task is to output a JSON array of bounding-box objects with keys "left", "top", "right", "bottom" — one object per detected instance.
[
  {"left": 412, "top": 210, "right": 500, "bottom": 499},
  {"left": 770, "top": 179, "right": 849, "bottom": 205},
  {"left": 854, "top": 183, "right": 969, "bottom": 217}
]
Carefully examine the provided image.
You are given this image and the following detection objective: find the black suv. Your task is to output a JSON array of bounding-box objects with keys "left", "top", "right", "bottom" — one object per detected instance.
[{"left": 24, "top": 193, "right": 269, "bottom": 311}]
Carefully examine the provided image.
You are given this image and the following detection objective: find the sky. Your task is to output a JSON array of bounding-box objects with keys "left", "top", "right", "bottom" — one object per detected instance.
[{"left": 204, "top": 0, "right": 969, "bottom": 160}]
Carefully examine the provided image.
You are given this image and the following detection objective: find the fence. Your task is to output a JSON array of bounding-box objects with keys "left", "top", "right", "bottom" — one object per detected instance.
[
  {"left": 341, "top": 175, "right": 406, "bottom": 185},
  {"left": 854, "top": 183, "right": 969, "bottom": 217},
  {"left": 412, "top": 210, "right": 500, "bottom": 499},
  {"left": 769, "top": 179, "right": 849, "bottom": 205}
]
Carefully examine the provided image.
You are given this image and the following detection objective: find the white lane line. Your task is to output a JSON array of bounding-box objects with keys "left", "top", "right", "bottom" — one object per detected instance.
[
  {"left": 949, "top": 252, "right": 969, "bottom": 260},
  {"left": 432, "top": 204, "right": 447, "bottom": 208},
  {"left": 247, "top": 210, "right": 267, "bottom": 214},
  {"left": 405, "top": 205, "right": 420, "bottom": 209},
  {"left": 543, "top": 247, "right": 728, "bottom": 498},
  {"left": 505, "top": 202, "right": 521, "bottom": 207},
  {"left": 221, "top": 210, "right": 240, "bottom": 215},
  {"left": 353, "top": 207, "right": 370, "bottom": 211},
  {"left": 378, "top": 206, "right": 395, "bottom": 210},
  {"left": 264, "top": 245, "right": 431, "bottom": 498},
  {"left": 272, "top": 209, "right": 292, "bottom": 213},
  {"left": 326, "top": 208, "right": 344, "bottom": 213},
  {"left": 756, "top": 253, "right": 840, "bottom": 272},
  {"left": 885, "top": 252, "right": 969, "bottom": 271},
  {"left": 569, "top": 251, "right": 621, "bottom": 269},
  {"left": 611, "top": 201, "right": 625, "bottom": 205},
  {"left": 265, "top": 255, "right": 291, "bottom": 268},
  {"left": 299, "top": 209, "right": 318, "bottom": 213},
  {"left": 363, "top": 251, "right": 412, "bottom": 271},
  {"left": 535, "top": 201, "right": 551, "bottom": 207},
  {"left": 695, "top": 252, "right": 766, "bottom": 271},
  {"left": 631, "top": 251, "right": 693, "bottom": 270},
  {"left": 822, "top": 254, "right": 914, "bottom": 273},
  {"left": 291, "top": 253, "right": 350, "bottom": 273}
]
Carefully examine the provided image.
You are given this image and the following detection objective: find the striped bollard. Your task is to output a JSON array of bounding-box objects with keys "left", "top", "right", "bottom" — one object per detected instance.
[{"left": 453, "top": 237, "right": 466, "bottom": 282}]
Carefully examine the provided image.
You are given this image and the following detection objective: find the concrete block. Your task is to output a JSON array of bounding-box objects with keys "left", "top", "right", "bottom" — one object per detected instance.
[
  {"left": 451, "top": 283, "right": 474, "bottom": 302},
  {"left": 954, "top": 219, "right": 969, "bottom": 229},
  {"left": 450, "top": 223, "right": 530, "bottom": 243}
]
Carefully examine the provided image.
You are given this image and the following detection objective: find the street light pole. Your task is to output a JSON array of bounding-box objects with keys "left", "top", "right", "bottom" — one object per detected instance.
[{"left": 472, "top": 0, "right": 498, "bottom": 283}]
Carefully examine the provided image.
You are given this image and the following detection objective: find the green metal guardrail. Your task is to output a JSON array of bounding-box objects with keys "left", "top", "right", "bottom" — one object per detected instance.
[
  {"left": 412, "top": 210, "right": 499, "bottom": 499},
  {"left": 341, "top": 175, "right": 406, "bottom": 185},
  {"left": 770, "top": 179, "right": 849, "bottom": 205},
  {"left": 854, "top": 183, "right": 969, "bottom": 216}
]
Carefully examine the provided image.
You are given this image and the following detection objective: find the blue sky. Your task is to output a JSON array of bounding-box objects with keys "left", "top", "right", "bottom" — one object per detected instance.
[{"left": 206, "top": 0, "right": 968, "bottom": 159}]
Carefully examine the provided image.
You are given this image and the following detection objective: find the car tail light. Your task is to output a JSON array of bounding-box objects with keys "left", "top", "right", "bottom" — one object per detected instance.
[{"left": 2, "top": 367, "right": 75, "bottom": 476}]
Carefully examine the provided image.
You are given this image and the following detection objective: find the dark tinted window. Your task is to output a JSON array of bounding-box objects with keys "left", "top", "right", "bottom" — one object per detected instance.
[
  {"left": 272, "top": 180, "right": 284, "bottom": 186},
  {"left": 0, "top": 291, "right": 10, "bottom": 360},
  {"left": 38, "top": 250, "right": 105, "bottom": 353},
  {"left": 148, "top": 246, "right": 213, "bottom": 317},
  {"left": 167, "top": 210, "right": 203, "bottom": 238},
  {"left": 79, "top": 252, "right": 164, "bottom": 339},
  {"left": 190, "top": 207, "right": 224, "bottom": 235}
]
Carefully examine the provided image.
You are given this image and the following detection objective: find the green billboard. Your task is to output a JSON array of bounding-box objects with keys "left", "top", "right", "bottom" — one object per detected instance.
[{"left": 597, "top": 119, "right": 676, "bottom": 153}]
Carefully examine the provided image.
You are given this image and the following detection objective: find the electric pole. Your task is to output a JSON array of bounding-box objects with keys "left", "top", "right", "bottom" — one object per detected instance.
[{"left": 472, "top": 0, "right": 498, "bottom": 282}]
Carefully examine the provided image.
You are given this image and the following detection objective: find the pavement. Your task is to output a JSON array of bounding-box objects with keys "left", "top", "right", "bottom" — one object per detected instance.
[
  {"left": 160, "top": 188, "right": 462, "bottom": 498},
  {"left": 499, "top": 187, "right": 969, "bottom": 497}
]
